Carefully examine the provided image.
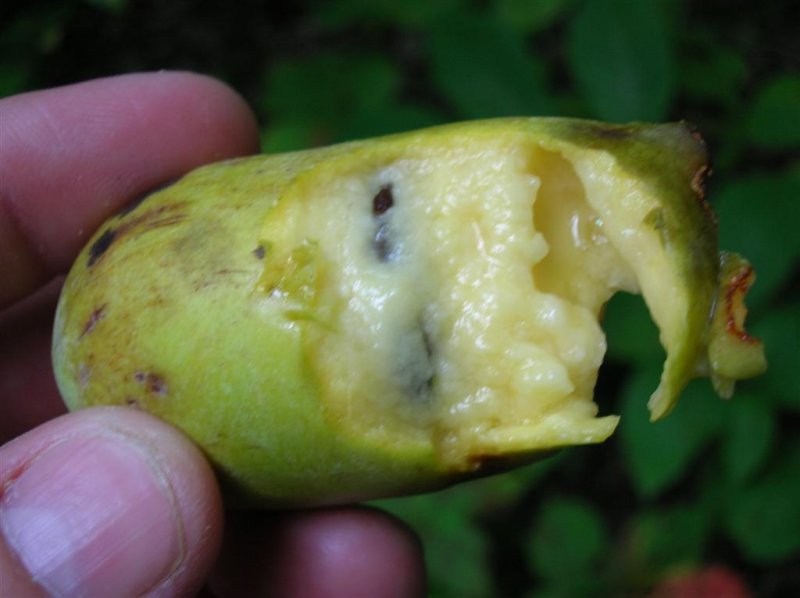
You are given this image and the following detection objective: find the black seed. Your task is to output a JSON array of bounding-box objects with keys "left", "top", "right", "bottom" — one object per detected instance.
[
  {"left": 253, "top": 245, "right": 266, "bottom": 259},
  {"left": 372, "top": 184, "right": 394, "bottom": 215},
  {"left": 87, "top": 228, "right": 116, "bottom": 267}
]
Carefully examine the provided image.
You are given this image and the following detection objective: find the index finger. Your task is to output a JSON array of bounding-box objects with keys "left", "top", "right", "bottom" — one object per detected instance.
[{"left": 0, "top": 72, "right": 260, "bottom": 309}]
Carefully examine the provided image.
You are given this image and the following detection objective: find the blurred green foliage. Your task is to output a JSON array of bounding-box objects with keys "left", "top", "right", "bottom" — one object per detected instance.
[{"left": 2, "top": 0, "right": 798, "bottom": 595}]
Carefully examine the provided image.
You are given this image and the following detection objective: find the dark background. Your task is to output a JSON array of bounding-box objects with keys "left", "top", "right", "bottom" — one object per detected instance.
[{"left": 2, "top": 1, "right": 798, "bottom": 595}]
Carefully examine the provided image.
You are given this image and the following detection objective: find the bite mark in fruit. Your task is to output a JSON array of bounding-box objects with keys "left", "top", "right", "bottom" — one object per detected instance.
[{"left": 52, "top": 118, "right": 766, "bottom": 507}]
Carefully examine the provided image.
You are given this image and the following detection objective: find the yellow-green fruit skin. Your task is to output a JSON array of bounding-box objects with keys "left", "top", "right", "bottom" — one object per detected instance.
[
  {"left": 52, "top": 118, "right": 762, "bottom": 507},
  {"left": 53, "top": 145, "right": 455, "bottom": 507}
]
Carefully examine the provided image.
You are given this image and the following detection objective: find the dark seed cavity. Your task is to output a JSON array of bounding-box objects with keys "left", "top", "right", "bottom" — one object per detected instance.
[
  {"left": 372, "top": 184, "right": 394, "bottom": 215},
  {"left": 87, "top": 228, "right": 116, "bottom": 267},
  {"left": 373, "top": 222, "right": 392, "bottom": 262},
  {"left": 372, "top": 184, "right": 396, "bottom": 262},
  {"left": 253, "top": 245, "right": 266, "bottom": 259},
  {"left": 417, "top": 328, "right": 436, "bottom": 401},
  {"left": 396, "top": 319, "right": 436, "bottom": 403}
]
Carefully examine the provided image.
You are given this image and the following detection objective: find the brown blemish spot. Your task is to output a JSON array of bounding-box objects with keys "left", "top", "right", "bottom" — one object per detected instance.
[
  {"left": 253, "top": 245, "right": 265, "bottom": 259},
  {"left": 125, "top": 397, "right": 141, "bottom": 408},
  {"left": 592, "top": 125, "right": 633, "bottom": 140},
  {"left": 464, "top": 449, "right": 556, "bottom": 477},
  {"left": 87, "top": 203, "right": 189, "bottom": 268},
  {"left": 691, "top": 164, "right": 711, "bottom": 201},
  {"left": 465, "top": 454, "right": 520, "bottom": 476},
  {"left": 134, "top": 371, "right": 168, "bottom": 397},
  {"left": 116, "top": 178, "right": 181, "bottom": 217},
  {"left": 724, "top": 265, "right": 759, "bottom": 344},
  {"left": 116, "top": 192, "right": 149, "bottom": 217},
  {"left": 686, "top": 121, "right": 706, "bottom": 147},
  {"left": 80, "top": 304, "right": 107, "bottom": 338},
  {"left": 87, "top": 228, "right": 117, "bottom": 267}
]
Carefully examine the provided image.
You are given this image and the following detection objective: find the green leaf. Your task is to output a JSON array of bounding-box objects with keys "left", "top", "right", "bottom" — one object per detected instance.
[
  {"left": 714, "top": 172, "right": 800, "bottom": 309},
  {"left": 262, "top": 53, "right": 401, "bottom": 144},
  {"left": 427, "top": 12, "right": 555, "bottom": 118},
  {"left": 749, "top": 305, "right": 800, "bottom": 411},
  {"left": 495, "top": 0, "right": 573, "bottom": 33},
  {"left": 745, "top": 75, "right": 800, "bottom": 150},
  {"left": 721, "top": 392, "right": 775, "bottom": 484},
  {"left": 723, "top": 441, "right": 800, "bottom": 563},
  {"left": 678, "top": 31, "right": 748, "bottom": 108},
  {"left": 0, "top": 62, "right": 31, "bottom": 98},
  {"left": 314, "top": 0, "right": 466, "bottom": 28},
  {"left": 527, "top": 498, "right": 609, "bottom": 584},
  {"left": 628, "top": 503, "right": 710, "bottom": 575},
  {"left": 336, "top": 104, "right": 447, "bottom": 143},
  {"left": 603, "top": 292, "right": 664, "bottom": 366},
  {"left": 261, "top": 121, "right": 317, "bottom": 154},
  {"left": 378, "top": 489, "right": 491, "bottom": 597},
  {"left": 566, "top": 0, "right": 675, "bottom": 121},
  {"left": 619, "top": 371, "right": 726, "bottom": 498}
]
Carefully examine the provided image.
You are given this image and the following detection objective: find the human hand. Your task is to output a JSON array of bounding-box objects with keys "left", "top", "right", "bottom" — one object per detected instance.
[{"left": 0, "top": 73, "right": 425, "bottom": 597}]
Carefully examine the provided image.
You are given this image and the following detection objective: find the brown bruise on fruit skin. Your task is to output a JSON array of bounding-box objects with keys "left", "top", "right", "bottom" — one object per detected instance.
[
  {"left": 87, "top": 228, "right": 116, "bottom": 267},
  {"left": 116, "top": 178, "right": 182, "bottom": 217},
  {"left": 462, "top": 450, "right": 558, "bottom": 479},
  {"left": 133, "top": 371, "right": 169, "bottom": 397},
  {"left": 80, "top": 304, "right": 107, "bottom": 338},
  {"left": 690, "top": 163, "right": 718, "bottom": 230},
  {"left": 707, "top": 253, "right": 765, "bottom": 395},
  {"left": 722, "top": 264, "right": 759, "bottom": 344},
  {"left": 86, "top": 203, "right": 189, "bottom": 268},
  {"left": 691, "top": 164, "right": 711, "bottom": 200},
  {"left": 591, "top": 124, "right": 635, "bottom": 140}
]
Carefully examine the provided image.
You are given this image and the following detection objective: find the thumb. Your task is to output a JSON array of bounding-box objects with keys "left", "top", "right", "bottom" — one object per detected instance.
[{"left": 0, "top": 407, "right": 223, "bottom": 597}]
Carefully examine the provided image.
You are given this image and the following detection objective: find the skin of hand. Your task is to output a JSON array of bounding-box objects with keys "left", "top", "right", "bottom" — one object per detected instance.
[{"left": 0, "top": 72, "right": 426, "bottom": 598}]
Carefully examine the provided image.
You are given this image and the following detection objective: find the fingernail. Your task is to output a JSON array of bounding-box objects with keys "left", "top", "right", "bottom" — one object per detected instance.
[{"left": 0, "top": 433, "right": 183, "bottom": 596}]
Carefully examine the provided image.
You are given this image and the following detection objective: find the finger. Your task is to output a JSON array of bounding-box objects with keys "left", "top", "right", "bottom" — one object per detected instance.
[
  {"left": 0, "top": 407, "right": 224, "bottom": 597},
  {"left": 208, "top": 507, "right": 427, "bottom": 597},
  {"left": 0, "top": 71, "right": 260, "bottom": 309},
  {"left": 0, "top": 279, "right": 65, "bottom": 444}
]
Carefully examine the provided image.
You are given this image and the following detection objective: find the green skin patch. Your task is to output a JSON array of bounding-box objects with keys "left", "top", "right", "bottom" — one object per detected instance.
[{"left": 52, "top": 118, "right": 765, "bottom": 507}]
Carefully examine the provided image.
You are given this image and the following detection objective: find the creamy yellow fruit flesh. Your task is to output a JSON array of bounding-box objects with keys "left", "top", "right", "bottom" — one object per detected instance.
[{"left": 260, "top": 135, "right": 666, "bottom": 467}]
